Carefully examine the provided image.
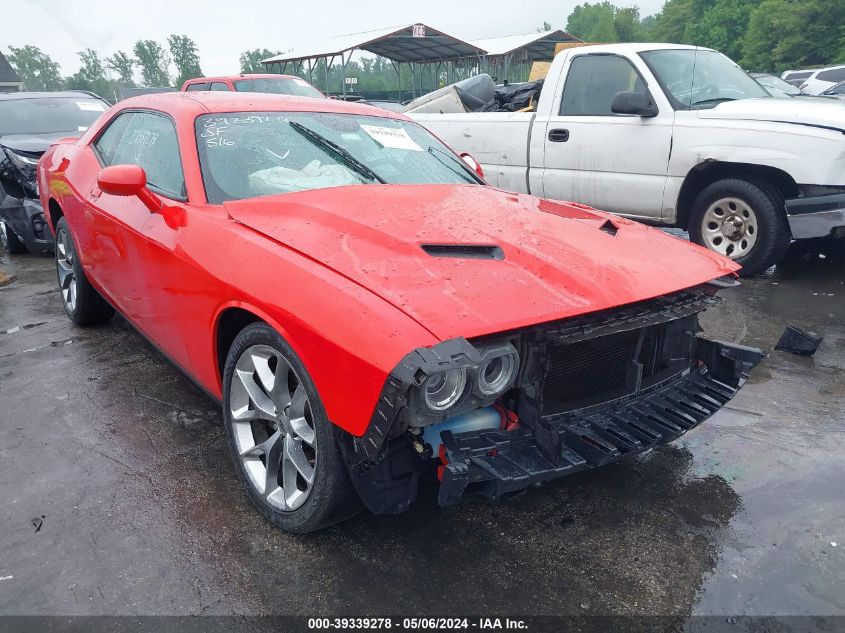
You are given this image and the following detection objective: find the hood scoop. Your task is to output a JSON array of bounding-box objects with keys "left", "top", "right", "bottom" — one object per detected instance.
[
  {"left": 420, "top": 243, "right": 505, "bottom": 260},
  {"left": 599, "top": 220, "right": 619, "bottom": 236}
]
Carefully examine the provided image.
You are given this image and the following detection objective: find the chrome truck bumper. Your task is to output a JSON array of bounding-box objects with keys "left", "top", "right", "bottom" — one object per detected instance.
[{"left": 787, "top": 192, "right": 845, "bottom": 240}]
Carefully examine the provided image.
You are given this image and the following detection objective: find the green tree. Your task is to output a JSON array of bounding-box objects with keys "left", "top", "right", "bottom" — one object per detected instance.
[
  {"left": 106, "top": 50, "right": 135, "bottom": 86},
  {"left": 66, "top": 48, "right": 116, "bottom": 98},
  {"left": 741, "top": 0, "right": 845, "bottom": 71},
  {"left": 566, "top": 2, "right": 618, "bottom": 41},
  {"left": 168, "top": 34, "right": 203, "bottom": 86},
  {"left": 5, "top": 45, "right": 63, "bottom": 91},
  {"left": 566, "top": 2, "right": 649, "bottom": 42},
  {"left": 675, "top": 0, "right": 756, "bottom": 60},
  {"left": 133, "top": 39, "right": 171, "bottom": 87},
  {"left": 239, "top": 48, "right": 279, "bottom": 73},
  {"left": 537, "top": 21, "right": 552, "bottom": 32},
  {"left": 651, "top": 0, "right": 697, "bottom": 43}
]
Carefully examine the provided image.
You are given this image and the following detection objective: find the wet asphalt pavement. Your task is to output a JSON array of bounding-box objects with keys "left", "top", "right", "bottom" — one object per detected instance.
[{"left": 0, "top": 239, "right": 843, "bottom": 619}]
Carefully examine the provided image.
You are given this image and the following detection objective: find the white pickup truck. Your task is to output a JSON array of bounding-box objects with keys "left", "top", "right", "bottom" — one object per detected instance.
[{"left": 412, "top": 43, "right": 845, "bottom": 275}]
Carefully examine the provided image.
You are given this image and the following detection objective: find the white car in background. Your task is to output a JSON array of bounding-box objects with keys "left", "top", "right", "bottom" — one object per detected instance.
[
  {"left": 820, "top": 80, "right": 845, "bottom": 100},
  {"left": 780, "top": 69, "right": 813, "bottom": 87},
  {"left": 799, "top": 65, "right": 845, "bottom": 95}
]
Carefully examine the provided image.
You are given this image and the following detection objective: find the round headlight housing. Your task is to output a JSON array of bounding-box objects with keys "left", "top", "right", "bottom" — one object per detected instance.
[
  {"left": 423, "top": 368, "right": 467, "bottom": 411},
  {"left": 477, "top": 352, "right": 517, "bottom": 396}
]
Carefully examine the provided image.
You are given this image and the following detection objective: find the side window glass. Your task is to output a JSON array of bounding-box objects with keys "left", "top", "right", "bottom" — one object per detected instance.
[
  {"left": 560, "top": 55, "right": 647, "bottom": 116},
  {"left": 110, "top": 112, "right": 185, "bottom": 198},
  {"left": 185, "top": 83, "right": 208, "bottom": 91},
  {"left": 209, "top": 82, "right": 230, "bottom": 91},
  {"left": 818, "top": 68, "right": 845, "bottom": 83},
  {"left": 93, "top": 112, "right": 134, "bottom": 166}
]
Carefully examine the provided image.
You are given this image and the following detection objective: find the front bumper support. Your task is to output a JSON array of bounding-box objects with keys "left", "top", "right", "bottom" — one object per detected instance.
[
  {"left": 438, "top": 339, "right": 763, "bottom": 507},
  {"left": 0, "top": 194, "right": 53, "bottom": 253}
]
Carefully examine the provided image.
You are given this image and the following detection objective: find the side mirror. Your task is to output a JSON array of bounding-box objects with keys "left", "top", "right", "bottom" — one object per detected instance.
[
  {"left": 611, "top": 91, "right": 658, "bottom": 117},
  {"left": 97, "top": 164, "right": 162, "bottom": 213},
  {"left": 459, "top": 152, "right": 485, "bottom": 179}
]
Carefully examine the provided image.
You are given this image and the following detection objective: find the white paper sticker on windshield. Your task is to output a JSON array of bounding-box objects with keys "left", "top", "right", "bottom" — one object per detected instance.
[
  {"left": 293, "top": 78, "right": 310, "bottom": 87},
  {"left": 360, "top": 124, "right": 422, "bottom": 151},
  {"left": 77, "top": 101, "right": 106, "bottom": 112}
]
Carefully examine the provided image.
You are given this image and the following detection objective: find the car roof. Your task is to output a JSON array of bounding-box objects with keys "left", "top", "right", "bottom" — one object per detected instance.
[
  {"left": 117, "top": 90, "right": 409, "bottom": 120},
  {"left": 184, "top": 74, "right": 300, "bottom": 83},
  {"left": 566, "top": 42, "right": 713, "bottom": 55},
  {"left": 0, "top": 91, "right": 105, "bottom": 101}
]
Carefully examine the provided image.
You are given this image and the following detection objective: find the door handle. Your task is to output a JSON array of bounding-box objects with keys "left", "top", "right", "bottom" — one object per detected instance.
[{"left": 548, "top": 128, "right": 569, "bottom": 142}]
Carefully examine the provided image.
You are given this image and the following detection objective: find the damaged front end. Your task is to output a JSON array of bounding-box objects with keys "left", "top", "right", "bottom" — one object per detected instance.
[
  {"left": 0, "top": 144, "right": 52, "bottom": 254},
  {"left": 339, "top": 280, "right": 763, "bottom": 514}
]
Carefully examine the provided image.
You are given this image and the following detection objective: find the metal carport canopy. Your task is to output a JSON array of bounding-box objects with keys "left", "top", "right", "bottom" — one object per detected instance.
[
  {"left": 261, "top": 23, "right": 486, "bottom": 65},
  {"left": 470, "top": 30, "right": 580, "bottom": 60}
]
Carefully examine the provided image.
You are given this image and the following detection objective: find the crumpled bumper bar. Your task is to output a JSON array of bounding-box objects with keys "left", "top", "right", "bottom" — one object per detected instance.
[
  {"left": 438, "top": 339, "right": 763, "bottom": 507},
  {"left": 339, "top": 283, "right": 762, "bottom": 516}
]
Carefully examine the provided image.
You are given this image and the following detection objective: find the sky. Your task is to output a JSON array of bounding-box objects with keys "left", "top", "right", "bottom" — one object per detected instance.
[{"left": 2, "top": 0, "right": 666, "bottom": 78}]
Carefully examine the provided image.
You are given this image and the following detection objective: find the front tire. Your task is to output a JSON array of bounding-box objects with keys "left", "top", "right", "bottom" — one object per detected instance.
[
  {"left": 688, "top": 178, "right": 791, "bottom": 276},
  {"left": 55, "top": 217, "right": 115, "bottom": 325},
  {"left": 222, "top": 323, "right": 360, "bottom": 533},
  {"left": 0, "top": 220, "right": 27, "bottom": 254}
]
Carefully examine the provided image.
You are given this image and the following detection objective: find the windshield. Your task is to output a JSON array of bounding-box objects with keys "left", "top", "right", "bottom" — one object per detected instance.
[
  {"left": 0, "top": 97, "right": 107, "bottom": 136},
  {"left": 641, "top": 49, "right": 770, "bottom": 109},
  {"left": 233, "top": 78, "right": 324, "bottom": 98},
  {"left": 196, "top": 111, "right": 480, "bottom": 203},
  {"left": 752, "top": 74, "right": 801, "bottom": 97},
  {"left": 824, "top": 81, "right": 845, "bottom": 95}
]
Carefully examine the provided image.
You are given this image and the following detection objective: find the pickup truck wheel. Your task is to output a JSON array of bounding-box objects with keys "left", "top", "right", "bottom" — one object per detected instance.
[
  {"left": 54, "top": 218, "right": 115, "bottom": 325},
  {"left": 689, "top": 178, "right": 790, "bottom": 276},
  {"left": 223, "top": 323, "right": 360, "bottom": 533},
  {"left": 0, "top": 220, "right": 27, "bottom": 254}
]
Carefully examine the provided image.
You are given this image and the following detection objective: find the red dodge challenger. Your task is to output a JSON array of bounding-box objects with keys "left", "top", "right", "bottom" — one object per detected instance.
[{"left": 38, "top": 92, "right": 762, "bottom": 533}]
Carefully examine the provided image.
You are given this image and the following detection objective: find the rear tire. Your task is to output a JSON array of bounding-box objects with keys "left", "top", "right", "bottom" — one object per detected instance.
[
  {"left": 55, "top": 217, "right": 115, "bottom": 325},
  {"left": 222, "top": 323, "right": 361, "bottom": 533},
  {"left": 0, "top": 220, "right": 27, "bottom": 254},
  {"left": 688, "top": 178, "right": 791, "bottom": 276}
]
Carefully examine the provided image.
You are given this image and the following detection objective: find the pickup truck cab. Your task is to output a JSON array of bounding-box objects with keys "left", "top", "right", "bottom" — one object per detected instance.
[{"left": 413, "top": 43, "right": 845, "bottom": 274}]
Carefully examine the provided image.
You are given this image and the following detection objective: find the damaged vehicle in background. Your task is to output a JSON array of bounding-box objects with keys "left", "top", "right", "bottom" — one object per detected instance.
[
  {"left": 39, "top": 92, "right": 762, "bottom": 533},
  {"left": 0, "top": 91, "right": 108, "bottom": 254},
  {"left": 412, "top": 44, "right": 845, "bottom": 276}
]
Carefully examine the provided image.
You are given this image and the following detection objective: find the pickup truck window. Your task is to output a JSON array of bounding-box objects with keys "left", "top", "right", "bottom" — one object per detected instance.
[
  {"left": 560, "top": 55, "right": 648, "bottom": 116},
  {"left": 641, "top": 49, "right": 769, "bottom": 109}
]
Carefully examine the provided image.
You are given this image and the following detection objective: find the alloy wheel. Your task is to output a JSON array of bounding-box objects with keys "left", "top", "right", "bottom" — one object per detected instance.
[
  {"left": 229, "top": 344, "right": 317, "bottom": 511},
  {"left": 700, "top": 197, "right": 759, "bottom": 259},
  {"left": 56, "top": 227, "right": 77, "bottom": 313}
]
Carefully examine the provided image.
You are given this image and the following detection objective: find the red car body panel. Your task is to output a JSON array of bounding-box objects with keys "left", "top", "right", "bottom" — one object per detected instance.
[
  {"left": 225, "top": 185, "right": 737, "bottom": 341},
  {"left": 38, "top": 92, "right": 740, "bottom": 437}
]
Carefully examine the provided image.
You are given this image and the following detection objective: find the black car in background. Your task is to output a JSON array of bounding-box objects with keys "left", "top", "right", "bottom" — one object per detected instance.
[{"left": 0, "top": 91, "right": 109, "bottom": 254}]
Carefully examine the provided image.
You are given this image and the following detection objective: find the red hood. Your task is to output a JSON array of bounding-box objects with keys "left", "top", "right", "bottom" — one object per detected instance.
[{"left": 224, "top": 185, "right": 738, "bottom": 340}]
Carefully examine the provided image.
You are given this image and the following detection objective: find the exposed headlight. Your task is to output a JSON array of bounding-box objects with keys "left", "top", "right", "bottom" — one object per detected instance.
[
  {"left": 424, "top": 368, "right": 467, "bottom": 411},
  {"left": 6, "top": 148, "right": 39, "bottom": 168},
  {"left": 476, "top": 351, "right": 517, "bottom": 396}
]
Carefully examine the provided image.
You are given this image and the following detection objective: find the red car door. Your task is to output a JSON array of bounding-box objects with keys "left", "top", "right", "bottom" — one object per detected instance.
[{"left": 84, "top": 110, "right": 193, "bottom": 369}]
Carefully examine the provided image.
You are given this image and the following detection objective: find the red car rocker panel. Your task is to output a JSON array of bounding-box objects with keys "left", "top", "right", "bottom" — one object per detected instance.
[{"left": 38, "top": 91, "right": 762, "bottom": 533}]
